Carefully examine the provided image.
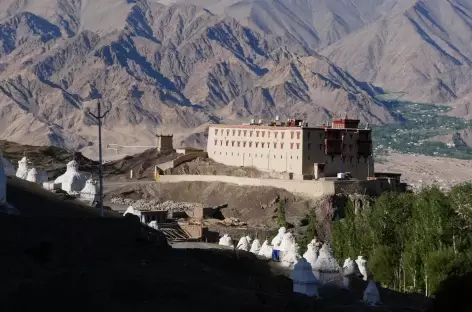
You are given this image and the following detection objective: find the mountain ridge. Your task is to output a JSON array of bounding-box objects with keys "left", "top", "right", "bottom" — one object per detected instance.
[{"left": 0, "top": 0, "right": 396, "bottom": 157}]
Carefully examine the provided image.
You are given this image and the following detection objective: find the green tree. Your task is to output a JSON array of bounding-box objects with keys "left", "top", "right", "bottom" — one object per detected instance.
[
  {"left": 370, "top": 245, "right": 397, "bottom": 289},
  {"left": 277, "top": 201, "right": 287, "bottom": 228},
  {"left": 298, "top": 207, "right": 318, "bottom": 253},
  {"left": 449, "top": 182, "right": 472, "bottom": 228}
]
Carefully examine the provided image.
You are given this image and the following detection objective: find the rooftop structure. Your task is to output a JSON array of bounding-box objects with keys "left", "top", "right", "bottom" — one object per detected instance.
[{"left": 207, "top": 117, "right": 374, "bottom": 180}]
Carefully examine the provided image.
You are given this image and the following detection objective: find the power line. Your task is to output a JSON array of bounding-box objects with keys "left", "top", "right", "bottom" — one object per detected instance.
[{"left": 88, "top": 100, "right": 111, "bottom": 217}]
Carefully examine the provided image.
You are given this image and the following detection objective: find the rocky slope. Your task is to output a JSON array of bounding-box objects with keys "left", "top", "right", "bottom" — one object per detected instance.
[
  {"left": 0, "top": 0, "right": 397, "bottom": 155},
  {"left": 160, "top": 0, "right": 413, "bottom": 49},
  {"left": 322, "top": 0, "right": 472, "bottom": 105}
]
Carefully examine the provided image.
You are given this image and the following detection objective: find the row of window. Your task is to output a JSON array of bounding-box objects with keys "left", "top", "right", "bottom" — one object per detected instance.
[
  {"left": 213, "top": 152, "right": 369, "bottom": 164},
  {"left": 214, "top": 140, "right": 303, "bottom": 149},
  {"left": 215, "top": 128, "right": 301, "bottom": 140},
  {"left": 214, "top": 151, "right": 300, "bottom": 160}
]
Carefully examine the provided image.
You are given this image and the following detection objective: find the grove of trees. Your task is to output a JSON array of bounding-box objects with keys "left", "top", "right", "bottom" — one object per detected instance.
[{"left": 331, "top": 183, "right": 472, "bottom": 296}]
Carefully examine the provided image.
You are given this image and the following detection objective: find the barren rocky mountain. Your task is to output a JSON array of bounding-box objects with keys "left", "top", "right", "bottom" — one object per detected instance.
[
  {"left": 160, "top": 0, "right": 414, "bottom": 49},
  {"left": 322, "top": 0, "right": 472, "bottom": 105},
  {"left": 0, "top": 0, "right": 395, "bottom": 156}
]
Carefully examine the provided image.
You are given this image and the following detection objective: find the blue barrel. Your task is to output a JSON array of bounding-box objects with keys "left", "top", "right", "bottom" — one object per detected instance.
[{"left": 272, "top": 249, "right": 280, "bottom": 262}]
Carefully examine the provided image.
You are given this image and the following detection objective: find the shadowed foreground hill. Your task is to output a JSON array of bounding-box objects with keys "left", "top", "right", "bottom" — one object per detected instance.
[{"left": 0, "top": 177, "right": 427, "bottom": 311}]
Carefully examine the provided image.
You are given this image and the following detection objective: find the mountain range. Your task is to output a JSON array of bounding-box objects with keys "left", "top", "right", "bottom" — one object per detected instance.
[{"left": 0, "top": 0, "right": 471, "bottom": 157}]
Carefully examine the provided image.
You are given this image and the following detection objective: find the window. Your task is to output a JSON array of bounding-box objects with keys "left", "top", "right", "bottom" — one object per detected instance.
[
  {"left": 238, "top": 130, "right": 241, "bottom": 136},
  {"left": 215, "top": 129, "right": 218, "bottom": 135},
  {"left": 291, "top": 156, "right": 292, "bottom": 159},
  {"left": 220, "top": 140, "right": 223, "bottom": 146},
  {"left": 290, "top": 143, "right": 294, "bottom": 149},
  {"left": 350, "top": 134, "right": 353, "bottom": 139},
  {"left": 307, "top": 132, "right": 310, "bottom": 139},
  {"left": 231, "top": 141, "right": 235, "bottom": 147},
  {"left": 256, "top": 131, "right": 260, "bottom": 137},
  {"left": 232, "top": 152, "right": 233, "bottom": 156},
  {"left": 319, "top": 144, "right": 322, "bottom": 150},
  {"left": 249, "top": 142, "right": 252, "bottom": 147},
  {"left": 319, "top": 133, "right": 323, "bottom": 138},
  {"left": 281, "top": 133, "right": 285, "bottom": 139},
  {"left": 275, "top": 132, "right": 278, "bottom": 138},
  {"left": 256, "top": 142, "right": 259, "bottom": 148},
  {"left": 243, "top": 142, "right": 246, "bottom": 147},
  {"left": 349, "top": 144, "right": 352, "bottom": 151},
  {"left": 268, "top": 132, "right": 271, "bottom": 138},
  {"left": 281, "top": 143, "right": 284, "bottom": 149},
  {"left": 250, "top": 131, "right": 253, "bottom": 137},
  {"left": 214, "top": 140, "right": 217, "bottom": 145},
  {"left": 308, "top": 143, "right": 311, "bottom": 150},
  {"left": 232, "top": 130, "right": 236, "bottom": 136},
  {"left": 237, "top": 141, "right": 241, "bottom": 147},
  {"left": 227, "top": 130, "right": 230, "bottom": 136},
  {"left": 291, "top": 132, "right": 294, "bottom": 139},
  {"left": 262, "top": 131, "right": 265, "bottom": 138},
  {"left": 262, "top": 143, "right": 265, "bottom": 148},
  {"left": 273, "top": 143, "right": 277, "bottom": 148},
  {"left": 350, "top": 156, "right": 353, "bottom": 164},
  {"left": 274, "top": 155, "right": 276, "bottom": 158},
  {"left": 226, "top": 141, "right": 229, "bottom": 146},
  {"left": 297, "top": 132, "right": 300, "bottom": 139},
  {"left": 244, "top": 130, "right": 247, "bottom": 137},
  {"left": 249, "top": 153, "right": 251, "bottom": 157},
  {"left": 296, "top": 143, "right": 300, "bottom": 149},
  {"left": 331, "top": 155, "right": 334, "bottom": 161}
]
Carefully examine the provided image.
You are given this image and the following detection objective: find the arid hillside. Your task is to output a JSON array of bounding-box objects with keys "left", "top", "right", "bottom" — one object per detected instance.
[{"left": 0, "top": 0, "right": 396, "bottom": 155}]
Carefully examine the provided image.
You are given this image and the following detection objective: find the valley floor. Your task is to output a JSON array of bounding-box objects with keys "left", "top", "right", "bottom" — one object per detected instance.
[{"left": 376, "top": 153, "right": 472, "bottom": 190}]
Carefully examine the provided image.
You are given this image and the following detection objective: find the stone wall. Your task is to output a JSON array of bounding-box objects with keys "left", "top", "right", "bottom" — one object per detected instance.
[{"left": 157, "top": 175, "right": 336, "bottom": 198}]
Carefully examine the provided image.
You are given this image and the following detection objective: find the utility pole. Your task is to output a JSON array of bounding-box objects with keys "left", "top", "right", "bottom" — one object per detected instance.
[{"left": 88, "top": 100, "right": 110, "bottom": 217}]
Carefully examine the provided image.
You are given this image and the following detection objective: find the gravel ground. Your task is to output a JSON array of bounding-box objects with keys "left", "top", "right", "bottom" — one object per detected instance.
[{"left": 377, "top": 152, "right": 472, "bottom": 190}]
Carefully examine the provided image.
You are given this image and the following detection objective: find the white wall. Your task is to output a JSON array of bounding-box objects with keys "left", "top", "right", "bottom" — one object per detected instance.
[{"left": 157, "top": 174, "right": 336, "bottom": 198}]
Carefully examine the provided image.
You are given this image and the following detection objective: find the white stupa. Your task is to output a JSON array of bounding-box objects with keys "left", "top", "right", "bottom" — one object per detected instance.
[
  {"left": 16, "top": 156, "right": 29, "bottom": 179},
  {"left": 1, "top": 156, "right": 15, "bottom": 176},
  {"left": 54, "top": 160, "right": 87, "bottom": 194},
  {"left": 356, "top": 256, "right": 369, "bottom": 281},
  {"left": 281, "top": 242, "right": 300, "bottom": 268},
  {"left": 250, "top": 238, "right": 262, "bottom": 254},
  {"left": 236, "top": 236, "right": 250, "bottom": 251},
  {"left": 342, "top": 258, "right": 361, "bottom": 288},
  {"left": 26, "top": 168, "right": 48, "bottom": 184},
  {"left": 218, "top": 234, "right": 234, "bottom": 248},
  {"left": 271, "top": 227, "right": 286, "bottom": 248},
  {"left": 80, "top": 178, "right": 99, "bottom": 203},
  {"left": 303, "top": 241, "right": 318, "bottom": 269},
  {"left": 279, "top": 232, "right": 296, "bottom": 255},
  {"left": 123, "top": 206, "right": 142, "bottom": 222},
  {"left": 363, "top": 280, "right": 381, "bottom": 306},
  {"left": 258, "top": 240, "right": 273, "bottom": 259},
  {"left": 312, "top": 243, "right": 342, "bottom": 285},
  {"left": 148, "top": 221, "right": 159, "bottom": 230},
  {"left": 292, "top": 258, "right": 319, "bottom": 297}
]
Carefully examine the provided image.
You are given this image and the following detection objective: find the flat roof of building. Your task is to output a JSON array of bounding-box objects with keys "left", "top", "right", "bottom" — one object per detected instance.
[{"left": 209, "top": 124, "right": 370, "bottom": 131}]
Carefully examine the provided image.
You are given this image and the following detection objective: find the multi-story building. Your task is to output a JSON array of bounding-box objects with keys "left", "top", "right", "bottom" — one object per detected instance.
[{"left": 206, "top": 118, "right": 374, "bottom": 180}]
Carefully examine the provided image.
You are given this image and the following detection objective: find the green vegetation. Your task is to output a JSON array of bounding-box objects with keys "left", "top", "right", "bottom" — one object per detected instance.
[
  {"left": 332, "top": 183, "right": 472, "bottom": 296},
  {"left": 371, "top": 101, "right": 472, "bottom": 159},
  {"left": 277, "top": 201, "right": 287, "bottom": 228},
  {"left": 298, "top": 207, "right": 318, "bottom": 254}
]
